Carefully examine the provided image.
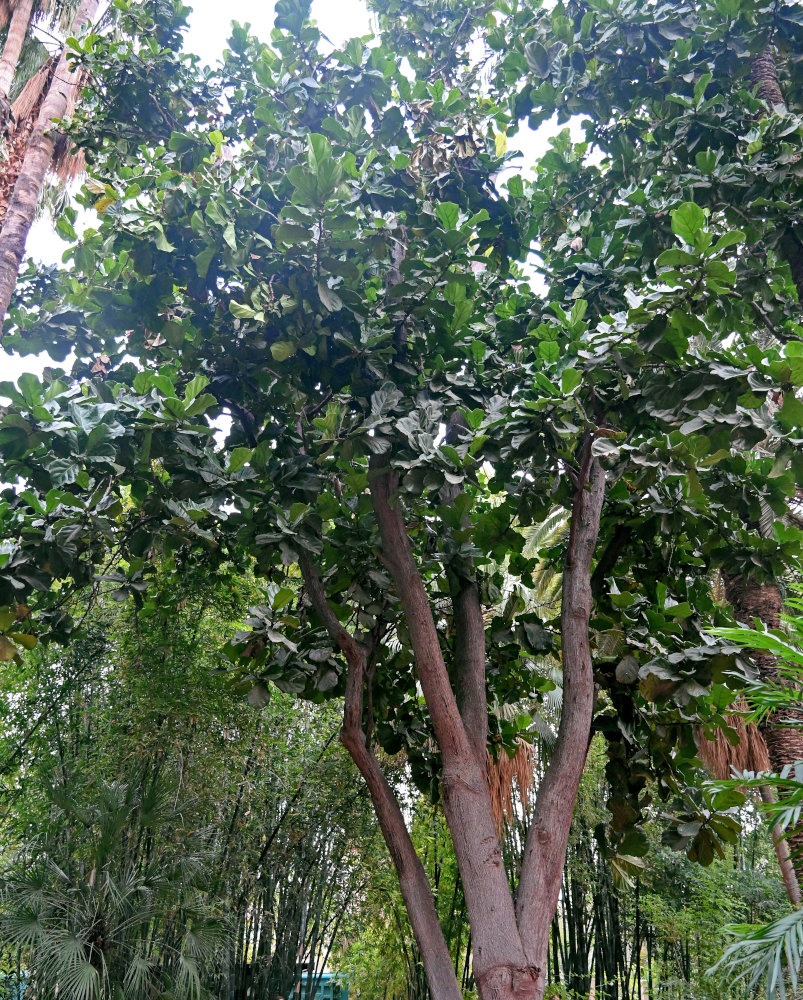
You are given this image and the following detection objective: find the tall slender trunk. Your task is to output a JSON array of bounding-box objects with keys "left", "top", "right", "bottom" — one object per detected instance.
[
  {"left": 713, "top": 41, "right": 803, "bottom": 899},
  {"left": 723, "top": 573, "right": 803, "bottom": 884},
  {"left": 0, "top": 0, "right": 98, "bottom": 328},
  {"left": 0, "top": 0, "right": 34, "bottom": 108}
]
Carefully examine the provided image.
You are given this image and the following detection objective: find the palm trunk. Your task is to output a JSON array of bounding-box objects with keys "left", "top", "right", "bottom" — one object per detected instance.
[
  {"left": 0, "top": 0, "right": 34, "bottom": 108},
  {"left": 723, "top": 573, "right": 803, "bottom": 888},
  {"left": 0, "top": 0, "right": 98, "bottom": 328}
]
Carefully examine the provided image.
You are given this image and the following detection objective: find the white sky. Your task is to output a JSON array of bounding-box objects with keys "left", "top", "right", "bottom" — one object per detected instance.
[{"left": 1, "top": 0, "right": 571, "bottom": 385}]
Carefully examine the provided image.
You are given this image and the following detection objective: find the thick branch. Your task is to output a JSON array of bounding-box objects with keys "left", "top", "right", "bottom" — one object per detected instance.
[
  {"left": 370, "top": 466, "right": 539, "bottom": 995},
  {"left": 443, "top": 413, "right": 488, "bottom": 768},
  {"left": 370, "top": 468, "right": 474, "bottom": 762},
  {"left": 298, "top": 550, "right": 463, "bottom": 1000},
  {"left": 453, "top": 581, "right": 488, "bottom": 769},
  {"left": 516, "top": 452, "right": 606, "bottom": 961}
]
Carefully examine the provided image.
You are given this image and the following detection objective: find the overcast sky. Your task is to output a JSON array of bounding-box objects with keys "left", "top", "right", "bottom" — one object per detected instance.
[{"left": 184, "top": 0, "right": 375, "bottom": 64}]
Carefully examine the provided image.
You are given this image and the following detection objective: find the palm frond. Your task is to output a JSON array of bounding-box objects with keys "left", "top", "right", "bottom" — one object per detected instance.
[{"left": 711, "top": 907, "right": 803, "bottom": 999}]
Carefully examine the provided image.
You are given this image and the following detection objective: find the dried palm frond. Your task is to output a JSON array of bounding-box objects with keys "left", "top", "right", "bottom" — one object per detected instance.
[
  {"left": 51, "top": 129, "right": 83, "bottom": 182},
  {"left": 487, "top": 739, "right": 536, "bottom": 836},
  {"left": 697, "top": 698, "right": 771, "bottom": 780},
  {"left": 10, "top": 49, "right": 53, "bottom": 122},
  {"left": 34, "top": 0, "right": 83, "bottom": 33}
]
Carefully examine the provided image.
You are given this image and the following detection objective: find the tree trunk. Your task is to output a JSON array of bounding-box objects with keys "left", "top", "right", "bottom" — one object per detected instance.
[
  {"left": 0, "top": 0, "right": 34, "bottom": 109},
  {"left": 0, "top": 0, "right": 98, "bottom": 329},
  {"left": 370, "top": 469, "right": 541, "bottom": 1000},
  {"left": 301, "top": 435, "right": 605, "bottom": 1000},
  {"left": 516, "top": 452, "right": 606, "bottom": 980},
  {"left": 723, "top": 573, "right": 803, "bottom": 884}
]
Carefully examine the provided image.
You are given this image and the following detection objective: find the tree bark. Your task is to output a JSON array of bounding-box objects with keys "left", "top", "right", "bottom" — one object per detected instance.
[
  {"left": 300, "top": 439, "right": 605, "bottom": 1000},
  {"left": 749, "top": 44, "right": 803, "bottom": 310},
  {"left": 516, "top": 450, "right": 606, "bottom": 976},
  {"left": 0, "top": 0, "right": 98, "bottom": 329},
  {"left": 760, "top": 785, "right": 802, "bottom": 907},
  {"left": 299, "top": 553, "right": 464, "bottom": 1000},
  {"left": 723, "top": 573, "right": 803, "bottom": 883},
  {"left": 370, "top": 468, "right": 541, "bottom": 1000},
  {"left": 0, "top": 0, "right": 34, "bottom": 109},
  {"left": 453, "top": 578, "right": 487, "bottom": 770}
]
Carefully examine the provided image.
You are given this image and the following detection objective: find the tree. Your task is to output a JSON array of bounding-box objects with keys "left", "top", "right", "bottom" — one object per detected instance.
[
  {"left": 1, "top": 2, "right": 802, "bottom": 999},
  {"left": 0, "top": 568, "right": 379, "bottom": 1000}
]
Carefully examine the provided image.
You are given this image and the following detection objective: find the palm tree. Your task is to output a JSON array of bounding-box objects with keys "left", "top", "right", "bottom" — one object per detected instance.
[
  {"left": 0, "top": 0, "right": 97, "bottom": 326},
  {"left": 0, "top": 774, "right": 229, "bottom": 1000}
]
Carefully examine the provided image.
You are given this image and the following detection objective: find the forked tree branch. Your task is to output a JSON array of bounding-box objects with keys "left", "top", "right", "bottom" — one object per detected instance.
[
  {"left": 369, "top": 466, "right": 539, "bottom": 996},
  {"left": 516, "top": 443, "right": 605, "bottom": 961},
  {"left": 297, "top": 549, "right": 464, "bottom": 1000}
]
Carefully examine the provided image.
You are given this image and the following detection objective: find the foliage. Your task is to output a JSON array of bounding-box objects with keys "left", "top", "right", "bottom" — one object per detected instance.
[
  {"left": 0, "top": 574, "right": 379, "bottom": 1000},
  {"left": 0, "top": 775, "right": 227, "bottom": 1000},
  {"left": 341, "top": 801, "right": 472, "bottom": 1000},
  {"left": 1, "top": 0, "right": 803, "bottom": 996},
  {"left": 0, "top": 0, "right": 799, "bottom": 855},
  {"left": 707, "top": 588, "right": 803, "bottom": 998}
]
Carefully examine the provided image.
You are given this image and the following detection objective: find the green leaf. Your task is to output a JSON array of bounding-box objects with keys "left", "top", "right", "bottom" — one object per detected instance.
[
  {"left": 229, "top": 447, "right": 252, "bottom": 472},
  {"left": 710, "top": 229, "right": 745, "bottom": 254},
  {"left": 524, "top": 41, "right": 550, "bottom": 78},
  {"left": 195, "top": 246, "right": 217, "bottom": 278},
  {"left": 317, "top": 281, "right": 343, "bottom": 312},
  {"left": 274, "top": 222, "right": 313, "bottom": 244},
  {"left": 671, "top": 202, "right": 706, "bottom": 247},
  {"left": 561, "top": 368, "right": 581, "bottom": 393},
  {"left": 435, "top": 202, "right": 460, "bottom": 230},
  {"left": 271, "top": 341, "right": 297, "bottom": 361},
  {"left": 184, "top": 376, "right": 210, "bottom": 402},
  {"left": 229, "top": 301, "right": 259, "bottom": 320},
  {"left": 539, "top": 341, "right": 560, "bottom": 363},
  {"left": 656, "top": 248, "right": 699, "bottom": 267},
  {"left": 308, "top": 133, "right": 332, "bottom": 173},
  {"left": 152, "top": 224, "right": 175, "bottom": 253}
]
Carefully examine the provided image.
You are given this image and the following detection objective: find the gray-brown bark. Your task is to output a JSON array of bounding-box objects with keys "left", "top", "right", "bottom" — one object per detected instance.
[
  {"left": 299, "top": 553, "right": 464, "bottom": 1000},
  {"left": 752, "top": 43, "right": 786, "bottom": 110},
  {"left": 370, "top": 468, "right": 542, "bottom": 1000},
  {"left": 0, "top": 0, "right": 34, "bottom": 140},
  {"left": 453, "top": 581, "right": 488, "bottom": 770},
  {"left": 0, "top": 0, "right": 34, "bottom": 107},
  {"left": 0, "top": 0, "right": 98, "bottom": 329},
  {"left": 516, "top": 450, "right": 606, "bottom": 975}
]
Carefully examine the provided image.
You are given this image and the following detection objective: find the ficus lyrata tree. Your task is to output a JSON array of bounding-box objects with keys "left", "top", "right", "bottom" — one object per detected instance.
[{"left": 0, "top": 1, "right": 802, "bottom": 999}]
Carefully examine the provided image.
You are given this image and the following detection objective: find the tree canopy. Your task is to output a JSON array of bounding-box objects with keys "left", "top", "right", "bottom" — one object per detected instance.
[{"left": 0, "top": 0, "right": 802, "bottom": 998}]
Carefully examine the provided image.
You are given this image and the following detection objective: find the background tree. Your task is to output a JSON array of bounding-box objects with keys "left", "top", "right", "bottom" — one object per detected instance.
[{"left": 0, "top": 568, "right": 380, "bottom": 1000}]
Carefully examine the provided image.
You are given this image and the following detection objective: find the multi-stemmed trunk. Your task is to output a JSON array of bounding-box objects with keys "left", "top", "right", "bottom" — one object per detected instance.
[{"left": 301, "top": 441, "right": 605, "bottom": 1000}]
